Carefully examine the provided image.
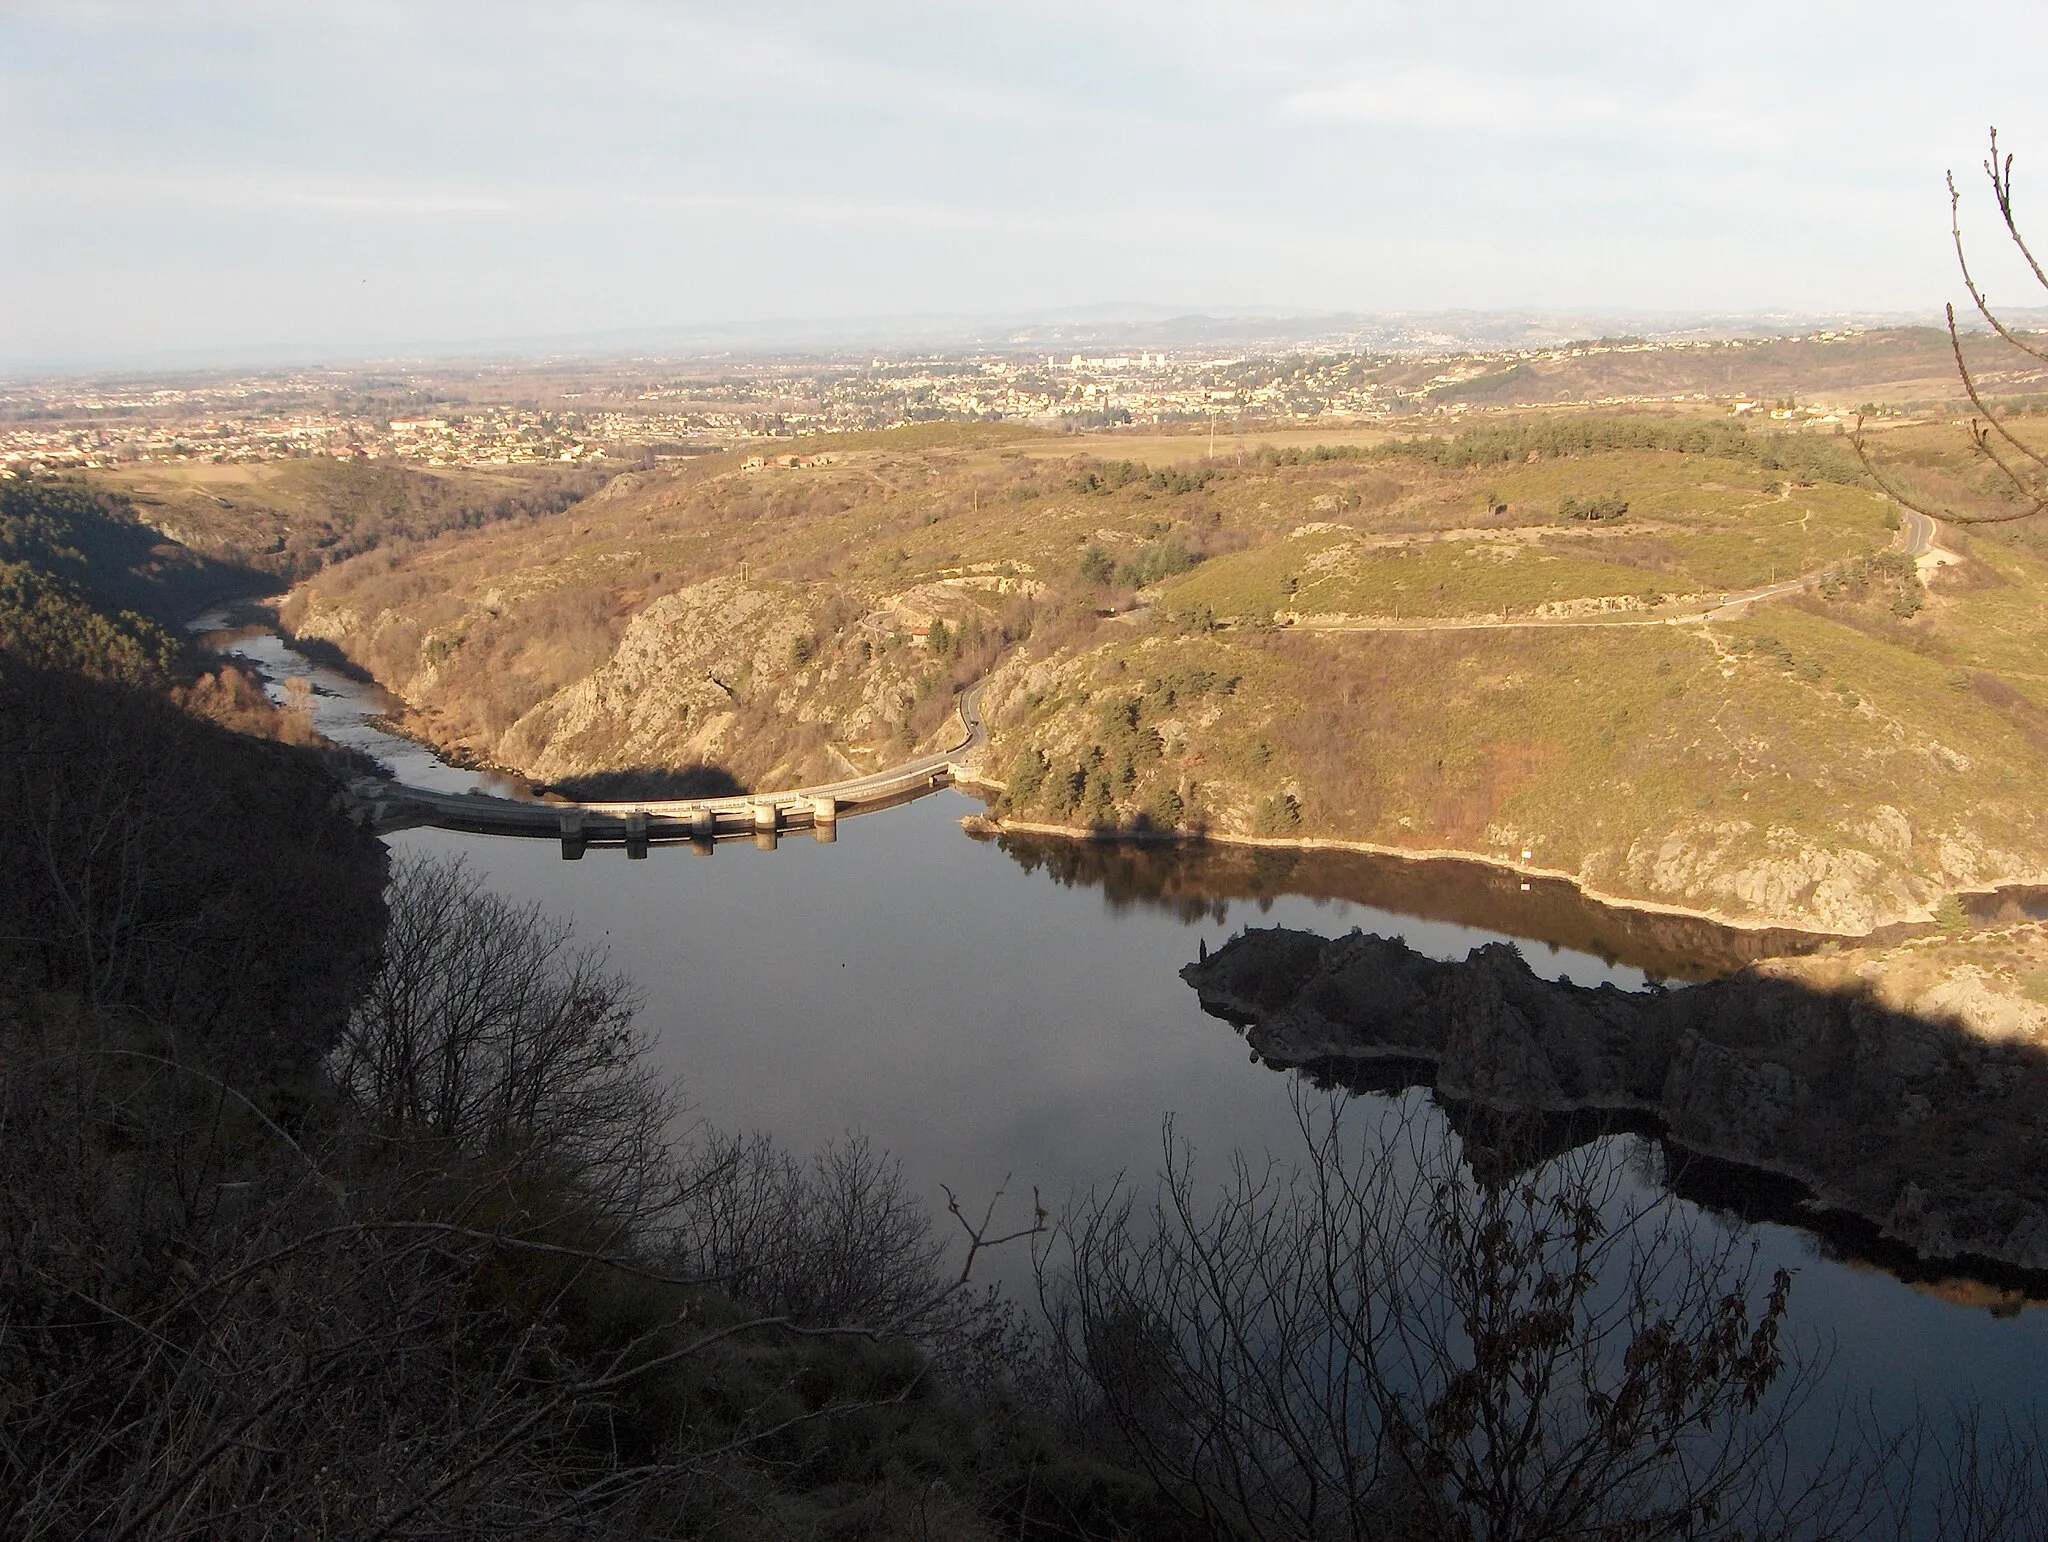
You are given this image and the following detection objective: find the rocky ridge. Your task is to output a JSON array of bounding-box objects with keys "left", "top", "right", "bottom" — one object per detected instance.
[{"left": 1183, "top": 923, "right": 2048, "bottom": 1273}]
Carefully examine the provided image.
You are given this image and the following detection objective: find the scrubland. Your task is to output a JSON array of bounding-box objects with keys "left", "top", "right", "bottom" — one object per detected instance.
[{"left": 258, "top": 413, "right": 2048, "bottom": 931}]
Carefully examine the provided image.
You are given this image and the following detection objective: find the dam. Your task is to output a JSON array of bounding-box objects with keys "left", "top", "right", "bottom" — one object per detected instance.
[{"left": 353, "top": 684, "right": 988, "bottom": 858}]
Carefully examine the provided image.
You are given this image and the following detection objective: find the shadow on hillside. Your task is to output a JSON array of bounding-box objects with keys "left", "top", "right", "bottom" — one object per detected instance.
[
  {"left": 544, "top": 764, "right": 746, "bottom": 801},
  {"left": 2, "top": 480, "right": 276, "bottom": 625},
  {"left": 1189, "top": 924, "right": 2048, "bottom": 1305},
  {"left": 0, "top": 657, "right": 388, "bottom": 1079},
  {"left": 267, "top": 628, "right": 381, "bottom": 684}
]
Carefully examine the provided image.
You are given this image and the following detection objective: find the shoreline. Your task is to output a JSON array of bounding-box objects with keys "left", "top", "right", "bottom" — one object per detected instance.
[
  {"left": 1188, "top": 924, "right": 2048, "bottom": 1282},
  {"left": 243, "top": 607, "right": 2037, "bottom": 950},
  {"left": 958, "top": 796, "right": 2047, "bottom": 952}
]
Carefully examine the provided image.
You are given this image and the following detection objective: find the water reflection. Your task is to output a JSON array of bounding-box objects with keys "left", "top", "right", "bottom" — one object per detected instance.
[
  {"left": 1199, "top": 924, "right": 2048, "bottom": 1310},
  {"left": 980, "top": 824, "right": 1845, "bottom": 981}
]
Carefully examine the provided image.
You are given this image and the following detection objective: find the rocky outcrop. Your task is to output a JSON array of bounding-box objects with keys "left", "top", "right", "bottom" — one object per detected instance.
[
  {"left": 294, "top": 574, "right": 965, "bottom": 791},
  {"left": 498, "top": 579, "right": 823, "bottom": 780},
  {"left": 1185, "top": 925, "right": 2048, "bottom": 1274}
]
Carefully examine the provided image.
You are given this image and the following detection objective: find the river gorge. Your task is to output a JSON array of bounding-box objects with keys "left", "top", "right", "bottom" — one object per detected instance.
[{"left": 205, "top": 608, "right": 2048, "bottom": 1438}]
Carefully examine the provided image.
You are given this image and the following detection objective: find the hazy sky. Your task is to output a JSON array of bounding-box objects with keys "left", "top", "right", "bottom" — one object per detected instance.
[{"left": 5, "top": 1, "right": 2047, "bottom": 366}]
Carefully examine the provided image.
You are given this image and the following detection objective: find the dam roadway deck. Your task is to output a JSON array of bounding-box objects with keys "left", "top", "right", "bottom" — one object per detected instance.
[{"left": 356, "top": 683, "right": 989, "bottom": 856}]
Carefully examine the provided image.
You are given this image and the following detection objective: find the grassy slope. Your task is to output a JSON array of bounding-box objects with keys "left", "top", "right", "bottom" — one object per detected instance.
[
  {"left": 1161, "top": 449, "right": 1892, "bottom": 620},
  {"left": 982, "top": 572, "right": 2048, "bottom": 932},
  {"left": 278, "top": 417, "right": 2048, "bottom": 928}
]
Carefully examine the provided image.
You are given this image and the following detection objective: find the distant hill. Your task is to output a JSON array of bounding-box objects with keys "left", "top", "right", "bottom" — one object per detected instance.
[
  {"left": 31, "top": 305, "right": 2048, "bottom": 374},
  {"left": 1375, "top": 327, "right": 2048, "bottom": 410},
  {"left": 92, "top": 458, "right": 615, "bottom": 583}
]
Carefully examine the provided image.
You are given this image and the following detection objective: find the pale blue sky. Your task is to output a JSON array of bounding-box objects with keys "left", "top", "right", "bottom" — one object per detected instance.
[{"left": 5, "top": 1, "right": 2046, "bottom": 366}]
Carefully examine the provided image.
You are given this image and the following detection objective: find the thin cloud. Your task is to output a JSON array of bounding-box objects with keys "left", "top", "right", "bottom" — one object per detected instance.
[
  {"left": 1283, "top": 71, "right": 1623, "bottom": 132},
  {"left": 7, "top": 171, "right": 524, "bottom": 217},
  {"left": 15, "top": 167, "right": 1257, "bottom": 245},
  {"left": 1280, "top": 68, "right": 1815, "bottom": 154},
  {"left": 280, "top": 190, "right": 522, "bottom": 215}
]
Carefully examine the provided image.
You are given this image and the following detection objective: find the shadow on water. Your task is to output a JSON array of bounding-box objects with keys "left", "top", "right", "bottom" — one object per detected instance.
[
  {"left": 1196, "top": 924, "right": 2048, "bottom": 1308},
  {"left": 266, "top": 627, "right": 381, "bottom": 684},
  {"left": 543, "top": 764, "right": 747, "bottom": 801},
  {"left": 978, "top": 822, "right": 1858, "bottom": 981}
]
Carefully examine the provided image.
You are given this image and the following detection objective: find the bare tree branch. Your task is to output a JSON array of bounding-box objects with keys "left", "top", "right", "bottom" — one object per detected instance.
[{"left": 1858, "top": 128, "right": 2048, "bottom": 528}]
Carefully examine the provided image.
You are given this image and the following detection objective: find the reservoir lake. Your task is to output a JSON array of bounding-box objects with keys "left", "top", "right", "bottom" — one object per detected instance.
[{"left": 209, "top": 611, "right": 2048, "bottom": 1427}]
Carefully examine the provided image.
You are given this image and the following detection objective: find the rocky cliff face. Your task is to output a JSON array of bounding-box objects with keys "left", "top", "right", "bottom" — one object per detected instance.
[
  {"left": 493, "top": 578, "right": 934, "bottom": 787},
  {"left": 1602, "top": 813, "right": 2042, "bottom": 938},
  {"left": 1185, "top": 924, "right": 2048, "bottom": 1273},
  {"left": 292, "top": 574, "right": 974, "bottom": 791}
]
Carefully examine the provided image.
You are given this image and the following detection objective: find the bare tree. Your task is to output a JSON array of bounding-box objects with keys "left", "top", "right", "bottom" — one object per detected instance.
[
  {"left": 1856, "top": 128, "right": 2048, "bottom": 526},
  {"left": 1857, "top": 1405, "right": 2048, "bottom": 1542},
  {"left": 330, "top": 853, "right": 674, "bottom": 1223},
  {"left": 1039, "top": 1090, "right": 1850, "bottom": 1541},
  {"left": 667, "top": 1128, "right": 1040, "bottom": 1388},
  {"left": 2, "top": 849, "right": 1049, "bottom": 1539},
  {"left": 671, "top": 1129, "right": 947, "bottom": 1327},
  {"left": 0, "top": 1001, "right": 663, "bottom": 1540}
]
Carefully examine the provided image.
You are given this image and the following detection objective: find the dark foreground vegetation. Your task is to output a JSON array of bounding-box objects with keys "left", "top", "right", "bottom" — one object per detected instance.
[{"left": 0, "top": 650, "right": 1173, "bottom": 1539}]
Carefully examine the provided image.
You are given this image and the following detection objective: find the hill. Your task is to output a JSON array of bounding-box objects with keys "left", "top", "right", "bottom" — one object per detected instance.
[
  {"left": 1377, "top": 327, "right": 2048, "bottom": 411},
  {"left": 266, "top": 414, "right": 2048, "bottom": 933}
]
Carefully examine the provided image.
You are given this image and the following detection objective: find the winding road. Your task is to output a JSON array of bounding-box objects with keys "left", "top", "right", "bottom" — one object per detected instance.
[{"left": 1279, "top": 507, "right": 1940, "bottom": 635}]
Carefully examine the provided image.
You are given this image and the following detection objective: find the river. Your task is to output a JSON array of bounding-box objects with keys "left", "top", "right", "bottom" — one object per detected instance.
[{"left": 201, "top": 610, "right": 2048, "bottom": 1432}]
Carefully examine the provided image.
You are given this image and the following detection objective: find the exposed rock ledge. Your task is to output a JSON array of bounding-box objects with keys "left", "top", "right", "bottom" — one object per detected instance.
[{"left": 1182, "top": 925, "right": 2048, "bottom": 1275}]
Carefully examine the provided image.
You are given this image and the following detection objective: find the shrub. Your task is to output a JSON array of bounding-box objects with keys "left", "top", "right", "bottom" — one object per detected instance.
[
  {"left": 1253, "top": 792, "right": 1302, "bottom": 834},
  {"left": 1150, "top": 784, "right": 1186, "bottom": 830},
  {"left": 1077, "top": 547, "right": 1117, "bottom": 586}
]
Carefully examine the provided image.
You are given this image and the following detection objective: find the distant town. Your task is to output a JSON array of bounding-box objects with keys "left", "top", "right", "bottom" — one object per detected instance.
[{"left": 0, "top": 327, "right": 1923, "bottom": 478}]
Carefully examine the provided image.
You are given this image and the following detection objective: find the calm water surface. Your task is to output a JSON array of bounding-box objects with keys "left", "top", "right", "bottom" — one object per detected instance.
[{"left": 221, "top": 617, "right": 2048, "bottom": 1424}]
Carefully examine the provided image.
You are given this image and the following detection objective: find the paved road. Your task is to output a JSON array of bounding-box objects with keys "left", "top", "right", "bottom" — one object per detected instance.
[
  {"left": 1695, "top": 506, "right": 1937, "bottom": 619},
  {"left": 1901, "top": 507, "right": 1937, "bottom": 558},
  {"left": 806, "top": 678, "right": 987, "bottom": 802}
]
